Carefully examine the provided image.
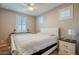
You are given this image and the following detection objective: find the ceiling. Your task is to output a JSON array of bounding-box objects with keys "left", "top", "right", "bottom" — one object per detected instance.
[{"left": 0, "top": 3, "right": 62, "bottom": 16}]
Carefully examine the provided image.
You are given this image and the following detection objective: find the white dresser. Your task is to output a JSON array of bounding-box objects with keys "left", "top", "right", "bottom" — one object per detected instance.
[{"left": 59, "top": 39, "right": 76, "bottom": 55}]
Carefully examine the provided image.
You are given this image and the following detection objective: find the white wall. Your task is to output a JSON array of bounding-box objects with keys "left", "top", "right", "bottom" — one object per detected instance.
[
  {"left": 0, "top": 8, "right": 36, "bottom": 43},
  {"left": 36, "top": 4, "right": 79, "bottom": 41}
]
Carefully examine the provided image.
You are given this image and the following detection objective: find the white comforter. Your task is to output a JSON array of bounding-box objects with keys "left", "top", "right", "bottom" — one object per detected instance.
[{"left": 11, "top": 33, "right": 58, "bottom": 55}]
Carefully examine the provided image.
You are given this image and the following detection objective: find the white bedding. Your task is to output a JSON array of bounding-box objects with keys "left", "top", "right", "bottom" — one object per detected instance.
[{"left": 11, "top": 33, "right": 58, "bottom": 55}]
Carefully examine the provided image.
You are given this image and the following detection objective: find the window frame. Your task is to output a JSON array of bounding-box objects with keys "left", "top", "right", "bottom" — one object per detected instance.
[
  {"left": 16, "top": 15, "right": 27, "bottom": 33},
  {"left": 59, "top": 5, "right": 73, "bottom": 20}
]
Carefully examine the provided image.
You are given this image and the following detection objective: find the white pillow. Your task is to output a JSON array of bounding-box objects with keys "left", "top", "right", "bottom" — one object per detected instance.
[
  {"left": 38, "top": 32, "right": 55, "bottom": 36},
  {"left": 39, "top": 28, "right": 58, "bottom": 36}
]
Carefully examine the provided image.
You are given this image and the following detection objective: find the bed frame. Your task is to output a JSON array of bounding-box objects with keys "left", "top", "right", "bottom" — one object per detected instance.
[
  {"left": 11, "top": 27, "right": 59, "bottom": 55},
  {"left": 32, "top": 27, "right": 59, "bottom": 55}
]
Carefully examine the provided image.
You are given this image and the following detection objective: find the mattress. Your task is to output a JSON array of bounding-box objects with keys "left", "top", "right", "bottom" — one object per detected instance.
[{"left": 11, "top": 33, "right": 58, "bottom": 55}]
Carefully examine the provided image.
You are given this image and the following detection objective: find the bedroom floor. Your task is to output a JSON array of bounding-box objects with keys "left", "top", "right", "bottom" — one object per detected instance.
[
  {"left": 1, "top": 46, "right": 78, "bottom": 55},
  {"left": 0, "top": 50, "right": 58, "bottom": 55},
  {"left": 0, "top": 49, "right": 58, "bottom": 55},
  {"left": 1, "top": 49, "right": 79, "bottom": 55}
]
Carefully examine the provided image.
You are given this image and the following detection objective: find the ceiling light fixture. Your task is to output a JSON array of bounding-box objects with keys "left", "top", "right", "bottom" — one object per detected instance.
[{"left": 27, "top": 3, "right": 37, "bottom": 12}]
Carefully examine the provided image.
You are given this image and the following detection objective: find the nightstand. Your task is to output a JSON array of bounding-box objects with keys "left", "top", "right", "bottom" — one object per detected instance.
[{"left": 59, "top": 39, "right": 77, "bottom": 55}]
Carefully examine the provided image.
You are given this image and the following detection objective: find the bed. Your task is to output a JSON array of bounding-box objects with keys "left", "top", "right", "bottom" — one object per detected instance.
[{"left": 11, "top": 28, "right": 59, "bottom": 55}]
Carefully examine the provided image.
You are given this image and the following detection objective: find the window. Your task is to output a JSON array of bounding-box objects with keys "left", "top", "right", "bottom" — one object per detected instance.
[
  {"left": 59, "top": 5, "right": 73, "bottom": 20},
  {"left": 60, "top": 9, "right": 70, "bottom": 17},
  {"left": 16, "top": 16, "right": 26, "bottom": 32},
  {"left": 40, "top": 16, "right": 44, "bottom": 24}
]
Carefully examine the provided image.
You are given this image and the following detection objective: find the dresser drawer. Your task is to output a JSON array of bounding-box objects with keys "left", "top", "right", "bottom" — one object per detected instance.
[
  {"left": 59, "top": 49, "right": 74, "bottom": 55},
  {"left": 59, "top": 40, "right": 76, "bottom": 55},
  {"left": 59, "top": 40, "right": 75, "bottom": 50}
]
